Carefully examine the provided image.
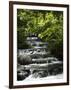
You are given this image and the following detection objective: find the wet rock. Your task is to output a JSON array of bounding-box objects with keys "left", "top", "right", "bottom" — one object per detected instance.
[
  {"left": 18, "top": 55, "right": 32, "bottom": 65},
  {"left": 32, "top": 70, "right": 48, "bottom": 78},
  {"left": 17, "top": 70, "right": 30, "bottom": 81}
]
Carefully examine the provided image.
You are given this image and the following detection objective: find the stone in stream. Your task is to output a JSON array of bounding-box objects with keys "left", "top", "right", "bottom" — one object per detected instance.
[
  {"left": 32, "top": 70, "right": 48, "bottom": 78},
  {"left": 18, "top": 55, "right": 32, "bottom": 65},
  {"left": 17, "top": 70, "right": 30, "bottom": 81}
]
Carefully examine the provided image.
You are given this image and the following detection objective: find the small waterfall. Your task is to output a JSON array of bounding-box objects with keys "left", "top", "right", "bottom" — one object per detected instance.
[{"left": 17, "top": 34, "right": 63, "bottom": 80}]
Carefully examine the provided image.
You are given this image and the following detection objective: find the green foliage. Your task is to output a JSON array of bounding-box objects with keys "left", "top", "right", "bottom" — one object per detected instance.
[{"left": 17, "top": 9, "right": 63, "bottom": 60}]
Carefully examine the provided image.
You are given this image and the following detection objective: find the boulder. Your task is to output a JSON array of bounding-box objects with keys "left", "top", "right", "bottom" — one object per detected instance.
[{"left": 18, "top": 55, "right": 32, "bottom": 65}]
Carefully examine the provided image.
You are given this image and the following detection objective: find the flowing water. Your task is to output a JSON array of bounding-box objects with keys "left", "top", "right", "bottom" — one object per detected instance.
[{"left": 17, "top": 34, "right": 63, "bottom": 81}]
